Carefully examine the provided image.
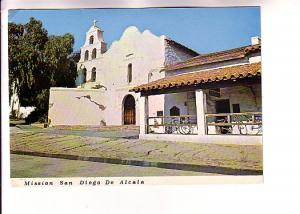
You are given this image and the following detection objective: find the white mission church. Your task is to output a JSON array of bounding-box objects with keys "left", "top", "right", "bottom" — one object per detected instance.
[{"left": 48, "top": 22, "right": 262, "bottom": 144}]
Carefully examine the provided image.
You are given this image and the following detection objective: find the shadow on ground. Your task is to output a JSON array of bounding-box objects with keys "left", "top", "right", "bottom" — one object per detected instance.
[{"left": 11, "top": 150, "right": 262, "bottom": 176}]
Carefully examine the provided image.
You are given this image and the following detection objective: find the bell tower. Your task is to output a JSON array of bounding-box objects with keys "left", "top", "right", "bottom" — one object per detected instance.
[{"left": 80, "top": 20, "right": 107, "bottom": 62}]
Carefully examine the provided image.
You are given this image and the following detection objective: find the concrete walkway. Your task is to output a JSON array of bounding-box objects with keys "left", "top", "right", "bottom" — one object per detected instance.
[{"left": 10, "top": 125, "right": 263, "bottom": 175}]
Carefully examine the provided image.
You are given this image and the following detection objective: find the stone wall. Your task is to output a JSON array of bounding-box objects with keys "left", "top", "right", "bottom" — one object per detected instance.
[{"left": 164, "top": 39, "right": 197, "bottom": 66}]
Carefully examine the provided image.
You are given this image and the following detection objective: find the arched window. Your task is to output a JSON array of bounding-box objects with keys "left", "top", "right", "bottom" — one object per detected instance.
[
  {"left": 83, "top": 68, "right": 87, "bottom": 83},
  {"left": 91, "top": 67, "right": 96, "bottom": 82},
  {"left": 84, "top": 50, "right": 89, "bottom": 61},
  {"left": 92, "top": 48, "right": 97, "bottom": 59},
  {"left": 89, "top": 35, "right": 94, "bottom": 44},
  {"left": 170, "top": 106, "right": 180, "bottom": 116},
  {"left": 127, "top": 63, "right": 132, "bottom": 83}
]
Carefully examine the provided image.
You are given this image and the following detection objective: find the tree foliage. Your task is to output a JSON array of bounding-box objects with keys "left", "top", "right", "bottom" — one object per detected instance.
[{"left": 8, "top": 17, "right": 78, "bottom": 121}]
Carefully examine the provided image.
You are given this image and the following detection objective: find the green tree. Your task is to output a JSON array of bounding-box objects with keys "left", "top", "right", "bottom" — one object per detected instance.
[
  {"left": 8, "top": 17, "right": 78, "bottom": 122},
  {"left": 8, "top": 22, "right": 25, "bottom": 104},
  {"left": 44, "top": 33, "right": 77, "bottom": 87}
]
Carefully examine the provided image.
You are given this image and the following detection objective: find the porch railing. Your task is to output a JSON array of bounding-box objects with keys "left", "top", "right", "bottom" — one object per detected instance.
[
  {"left": 146, "top": 112, "right": 262, "bottom": 135},
  {"left": 205, "top": 112, "right": 262, "bottom": 135},
  {"left": 147, "top": 115, "right": 197, "bottom": 135}
]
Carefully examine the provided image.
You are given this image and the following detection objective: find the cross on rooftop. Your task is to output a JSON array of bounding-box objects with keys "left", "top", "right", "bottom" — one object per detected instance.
[{"left": 93, "top": 19, "right": 97, "bottom": 27}]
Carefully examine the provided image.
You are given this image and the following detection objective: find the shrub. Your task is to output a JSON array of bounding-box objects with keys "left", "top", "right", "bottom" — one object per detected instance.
[{"left": 25, "top": 109, "right": 47, "bottom": 124}]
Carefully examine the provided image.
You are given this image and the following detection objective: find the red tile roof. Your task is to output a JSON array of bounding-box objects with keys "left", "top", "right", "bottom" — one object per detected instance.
[
  {"left": 164, "top": 44, "right": 261, "bottom": 71},
  {"left": 131, "top": 62, "right": 261, "bottom": 93}
]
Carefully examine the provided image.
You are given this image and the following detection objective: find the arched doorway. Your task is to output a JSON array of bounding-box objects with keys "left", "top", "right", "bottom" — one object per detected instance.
[{"left": 123, "top": 95, "right": 136, "bottom": 125}]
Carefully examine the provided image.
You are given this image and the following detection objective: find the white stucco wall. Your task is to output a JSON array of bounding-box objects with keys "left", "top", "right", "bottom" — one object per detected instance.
[
  {"left": 48, "top": 88, "right": 106, "bottom": 126},
  {"left": 148, "top": 94, "right": 165, "bottom": 117},
  {"left": 50, "top": 25, "right": 205, "bottom": 126},
  {"left": 100, "top": 27, "right": 166, "bottom": 125},
  {"left": 164, "top": 92, "right": 188, "bottom": 116},
  {"left": 53, "top": 26, "right": 177, "bottom": 126},
  {"left": 79, "top": 25, "right": 106, "bottom": 63}
]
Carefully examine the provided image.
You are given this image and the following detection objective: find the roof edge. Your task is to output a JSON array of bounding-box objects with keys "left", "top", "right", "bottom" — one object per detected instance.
[
  {"left": 165, "top": 37, "right": 199, "bottom": 56},
  {"left": 130, "top": 62, "right": 261, "bottom": 93},
  {"left": 164, "top": 43, "right": 261, "bottom": 72}
]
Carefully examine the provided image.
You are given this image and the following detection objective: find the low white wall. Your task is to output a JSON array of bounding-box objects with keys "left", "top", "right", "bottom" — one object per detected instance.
[
  {"left": 48, "top": 87, "right": 106, "bottom": 126},
  {"left": 48, "top": 87, "right": 165, "bottom": 127},
  {"left": 139, "top": 134, "right": 262, "bottom": 145}
]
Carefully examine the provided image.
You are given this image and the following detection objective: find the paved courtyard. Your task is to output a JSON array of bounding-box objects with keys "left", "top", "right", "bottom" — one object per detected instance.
[{"left": 10, "top": 125, "right": 263, "bottom": 177}]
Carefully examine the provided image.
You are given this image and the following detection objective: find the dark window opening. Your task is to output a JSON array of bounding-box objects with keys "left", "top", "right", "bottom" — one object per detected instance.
[
  {"left": 91, "top": 67, "right": 96, "bottom": 82},
  {"left": 170, "top": 106, "right": 180, "bottom": 116},
  {"left": 232, "top": 104, "right": 241, "bottom": 113},
  {"left": 215, "top": 99, "right": 230, "bottom": 114},
  {"left": 83, "top": 68, "right": 87, "bottom": 83},
  {"left": 84, "top": 50, "right": 89, "bottom": 61},
  {"left": 92, "top": 48, "right": 96, "bottom": 59},
  {"left": 157, "top": 111, "right": 163, "bottom": 116},
  {"left": 89, "top": 35, "right": 94, "bottom": 44},
  {"left": 215, "top": 99, "right": 231, "bottom": 134},
  {"left": 127, "top": 63, "right": 132, "bottom": 83}
]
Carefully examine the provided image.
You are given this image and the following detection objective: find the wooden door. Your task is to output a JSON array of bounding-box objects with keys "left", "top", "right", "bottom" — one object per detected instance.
[{"left": 123, "top": 95, "right": 136, "bottom": 125}]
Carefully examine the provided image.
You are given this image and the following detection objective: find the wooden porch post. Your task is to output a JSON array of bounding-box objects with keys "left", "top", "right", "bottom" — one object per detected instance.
[
  {"left": 195, "top": 89, "right": 207, "bottom": 135},
  {"left": 139, "top": 94, "right": 149, "bottom": 135}
]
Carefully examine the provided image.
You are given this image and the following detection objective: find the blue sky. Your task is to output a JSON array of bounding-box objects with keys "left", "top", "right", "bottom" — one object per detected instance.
[{"left": 8, "top": 7, "right": 260, "bottom": 53}]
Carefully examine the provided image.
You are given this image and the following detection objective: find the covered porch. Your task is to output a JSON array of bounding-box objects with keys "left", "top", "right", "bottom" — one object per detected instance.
[{"left": 131, "top": 63, "right": 262, "bottom": 144}]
